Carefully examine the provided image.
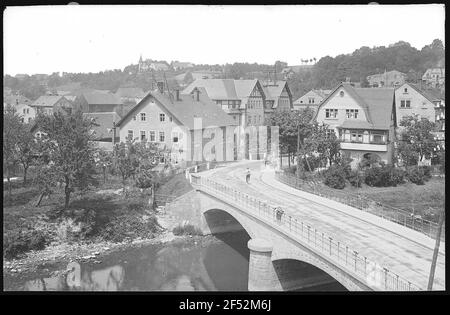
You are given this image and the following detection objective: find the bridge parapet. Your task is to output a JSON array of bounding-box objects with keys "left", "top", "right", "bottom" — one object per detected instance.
[{"left": 191, "top": 174, "right": 422, "bottom": 291}]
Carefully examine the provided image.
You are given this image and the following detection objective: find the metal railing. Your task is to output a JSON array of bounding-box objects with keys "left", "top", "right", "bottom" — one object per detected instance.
[
  {"left": 275, "top": 171, "right": 444, "bottom": 241},
  {"left": 191, "top": 174, "right": 422, "bottom": 291}
]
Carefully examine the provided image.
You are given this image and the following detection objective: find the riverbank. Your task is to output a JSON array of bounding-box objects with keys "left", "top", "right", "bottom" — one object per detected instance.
[{"left": 3, "top": 207, "right": 219, "bottom": 291}]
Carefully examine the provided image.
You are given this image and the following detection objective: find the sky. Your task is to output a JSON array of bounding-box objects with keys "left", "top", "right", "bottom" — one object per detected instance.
[{"left": 3, "top": 4, "right": 445, "bottom": 76}]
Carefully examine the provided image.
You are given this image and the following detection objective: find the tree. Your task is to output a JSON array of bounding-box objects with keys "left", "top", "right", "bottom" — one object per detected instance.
[
  {"left": 398, "top": 115, "right": 438, "bottom": 166},
  {"left": 305, "top": 123, "right": 341, "bottom": 168},
  {"left": 16, "top": 123, "right": 40, "bottom": 186},
  {"left": 266, "top": 108, "right": 314, "bottom": 172},
  {"left": 35, "top": 111, "right": 99, "bottom": 208},
  {"left": 3, "top": 105, "right": 22, "bottom": 199}
]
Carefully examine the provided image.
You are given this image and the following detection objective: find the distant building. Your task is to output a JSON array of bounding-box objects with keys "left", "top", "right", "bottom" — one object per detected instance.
[
  {"left": 31, "top": 95, "right": 73, "bottom": 115},
  {"left": 14, "top": 74, "right": 29, "bottom": 80},
  {"left": 171, "top": 61, "right": 195, "bottom": 71},
  {"left": 174, "top": 72, "right": 194, "bottom": 88},
  {"left": 281, "top": 65, "right": 313, "bottom": 79},
  {"left": 314, "top": 83, "right": 396, "bottom": 169},
  {"left": 83, "top": 112, "right": 121, "bottom": 151},
  {"left": 293, "top": 89, "right": 332, "bottom": 111},
  {"left": 73, "top": 91, "right": 123, "bottom": 115},
  {"left": 366, "top": 70, "right": 406, "bottom": 88},
  {"left": 422, "top": 68, "right": 445, "bottom": 89},
  {"left": 394, "top": 83, "right": 436, "bottom": 127},
  {"left": 4, "top": 94, "right": 32, "bottom": 107},
  {"left": 116, "top": 86, "right": 237, "bottom": 166},
  {"left": 262, "top": 80, "right": 293, "bottom": 114},
  {"left": 17, "top": 103, "right": 36, "bottom": 124},
  {"left": 115, "top": 87, "right": 146, "bottom": 106},
  {"left": 183, "top": 79, "right": 267, "bottom": 129},
  {"left": 138, "top": 55, "right": 170, "bottom": 73},
  {"left": 191, "top": 70, "right": 222, "bottom": 80}
]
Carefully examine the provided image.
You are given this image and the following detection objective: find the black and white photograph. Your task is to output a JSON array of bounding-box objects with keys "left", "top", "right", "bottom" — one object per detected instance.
[{"left": 2, "top": 2, "right": 446, "bottom": 299}]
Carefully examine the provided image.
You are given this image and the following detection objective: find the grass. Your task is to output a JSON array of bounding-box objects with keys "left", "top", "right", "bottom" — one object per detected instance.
[
  {"left": 155, "top": 173, "right": 193, "bottom": 198},
  {"left": 351, "top": 178, "right": 444, "bottom": 215}
]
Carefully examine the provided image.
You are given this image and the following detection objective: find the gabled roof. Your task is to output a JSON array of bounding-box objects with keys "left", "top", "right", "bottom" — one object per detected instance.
[
  {"left": 262, "top": 81, "right": 292, "bottom": 108},
  {"left": 116, "top": 89, "right": 237, "bottom": 130},
  {"left": 183, "top": 79, "right": 260, "bottom": 100},
  {"left": 83, "top": 112, "right": 121, "bottom": 139},
  {"left": 404, "top": 83, "right": 445, "bottom": 103},
  {"left": 31, "top": 95, "right": 68, "bottom": 107},
  {"left": 115, "top": 87, "right": 145, "bottom": 99},
  {"left": 314, "top": 83, "right": 395, "bottom": 130},
  {"left": 81, "top": 92, "right": 122, "bottom": 105}
]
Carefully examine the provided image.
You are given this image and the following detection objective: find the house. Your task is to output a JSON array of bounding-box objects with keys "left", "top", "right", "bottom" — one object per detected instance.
[
  {"left": 314, "top": 83, "right": 396, "bottom": 169},
  {"left": 83, "top": 112, "right": 121, "bottom": 151},
  {"left": 31, "top": 95, "right": 74, "bottom": 115},
  {"left": 281, "top": 65, "right": 313, "bottom": 79},
  {"left": 73, "top": 91, "right": 123, "bottom": 115},
  {"left": 17, "top": 103, "right": 36, "bottom": 124},
  {"left": 422, "top": 68, "right": 445, "bottom": 88},
  {"left": 174, "top": 72, "right": 194, "bottom": 88},
  {"left": 116, "top": 85, "right": 237, "bottom": 166},
  {"left": 293, "top": 89, "right": 332, "bottom": 111},
  {"left": 171, "top": 61, "right": 195, "bottom": 71},
  {"left": 191, "top": 70, "right": 222, "bottom": 80},
  {"left": 115, "top": 87, "right": 146, "bottom": 106},
  {"left": 262, "top": 80, "right": 293, "bottom": 114},
  {"left": 183, "top": 79, "right": 267, "bottom": 129},
  {"left": 366, "top": 70, "right": 406, "bottom": 88},
  {"left": 394, "top": 83, "right": 436, "bottom": 127}
]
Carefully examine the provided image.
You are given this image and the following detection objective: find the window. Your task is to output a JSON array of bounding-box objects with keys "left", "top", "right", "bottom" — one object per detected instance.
[
  {"left": 400, "top": 100, "right": 411, "bottom": 108},
  {"left": 140, "top": 113, "right": 146, "bottom": 121},
  {"left": 346, "top": 109, "right": 359, "bottom": 118},
  {"left": 127, "top": 130, "right": 134, "bottom": 140},
  {"left": 169, "top": 116, "right": 173, "bottom": 122},
  {"left": 133, "top": 116, "right": 137, "bottom": 121},
  {"left": 308, "top": 97, "right": 315, "bottom": 104},
  {"left": 350, "top": 130, "right": 363, "bottom": 142},
  {"left": 404, "top": 88, "right": 408, "bottom": 93},
  {"left": 159, "top": 131, "right": 165, "bottom": 142},
  {"left": 339, "top": 91, "right": 344, "bottom": 97},
  {"left": 27, "top": 109, "right": 29, "bottom": 114},
  {"left": 325, "top": 109, "right": 338, "bottom": 118},
  {"left": 23, "top": 109, "right": 26, "bottom": 114},
  {"left": 140, "top": 130, "right": 146, "bottom": 141},
  {"left": 172, "top": 132, "right": 179, "bottom": 143},
  {"left": 149, "top": 131, "right": 155, "bottom": 142},
  {"left": 160, "top": 113, "right": 165, "bottom": 122}
]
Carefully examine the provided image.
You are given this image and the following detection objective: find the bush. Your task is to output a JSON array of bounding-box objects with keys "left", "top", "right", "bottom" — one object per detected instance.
[
  {"left": 347, "top": 170, "right": 364, "bottom": 188},
  {"left": 173, "top": 223, "right": 203, "bottom": 236},
  {"left": 323, "top": 165, "right": 346, "bottom": 189},
  {"left": 101, "top": 214, "right": 159, "bottom": 243},
  {"left": 364, "top": 165, "right": 405, "bottom": 187},
  {"left": 406, "top": 167, "right": 426, "bottom": 185},
  {"left": 4, "top": 229, "right": 47, "bottom": 259},
  {"left": 418, "top": 166, "right": 432, "bottom": 181}
]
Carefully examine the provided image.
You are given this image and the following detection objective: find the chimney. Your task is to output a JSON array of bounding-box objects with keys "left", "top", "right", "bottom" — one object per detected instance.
[
  {"left": 195, "top": 89, "right": 200, "bottom": 101},
  {"left": 175, "top": 89, "right": 180, "bottom": 101},
  {"left": 157, "top": 81, "right": 164, "bottom": 93}
]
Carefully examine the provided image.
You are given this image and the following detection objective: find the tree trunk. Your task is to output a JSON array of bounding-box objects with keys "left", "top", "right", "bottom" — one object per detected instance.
[
  {"left": 64, "top": 177, "right": 71, "bottom": 209},
  {"left": 7, "top": 165, "right": 12, "bottom": 200},
  {"left": 288, "top": 152, "right": 291, "bottom": 168},
  {"left": 23, "top": 166, "right": 28, "bottom": 186},
  {"left": 36, "top": 191, "right": 46, "bottom": 207}
]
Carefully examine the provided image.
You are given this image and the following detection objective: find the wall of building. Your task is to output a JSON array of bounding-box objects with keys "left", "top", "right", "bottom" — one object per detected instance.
[
  {"left": 315, "top": 87, "right": 367, "bottom": 132},
  {"left": 395, "top": 84, "right": 436, "bottom": 126}
]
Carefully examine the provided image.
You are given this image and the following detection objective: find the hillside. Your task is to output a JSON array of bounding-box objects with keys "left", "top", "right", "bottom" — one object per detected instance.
[{"left": 3, "top": 39, "right": 445, "bottom": 101}]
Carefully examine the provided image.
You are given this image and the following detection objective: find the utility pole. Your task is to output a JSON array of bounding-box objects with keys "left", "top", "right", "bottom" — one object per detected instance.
[{"left": 427, "top": 212, "right": 445, "bottom": 290}]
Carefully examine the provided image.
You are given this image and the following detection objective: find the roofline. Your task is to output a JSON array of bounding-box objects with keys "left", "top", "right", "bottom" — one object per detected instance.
[
  {"left": 400, "top": 83, "right": 438, "bottom": 104},
  {"left": 116, "top": 91, "right": 154, "bottom": 127}
]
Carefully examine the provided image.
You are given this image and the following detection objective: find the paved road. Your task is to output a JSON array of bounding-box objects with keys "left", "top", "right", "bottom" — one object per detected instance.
[{"left": 203, "top": 161, "right": 445, "bottom": 291}]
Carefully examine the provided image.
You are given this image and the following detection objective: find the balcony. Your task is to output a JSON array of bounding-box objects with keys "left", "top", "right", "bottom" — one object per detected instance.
[{"left": 340, "top": 141, "right": 388, "bottom": 152}]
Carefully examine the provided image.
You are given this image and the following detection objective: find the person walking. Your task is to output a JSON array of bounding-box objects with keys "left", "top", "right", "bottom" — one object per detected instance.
[{"left": 246, "top": 168, "right": 251, "bottom": 184}]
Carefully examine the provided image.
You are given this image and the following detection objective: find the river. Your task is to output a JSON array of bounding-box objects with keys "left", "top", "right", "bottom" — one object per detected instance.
[{"left": 3, "top": 231, "right": 346, "bottom": 291}]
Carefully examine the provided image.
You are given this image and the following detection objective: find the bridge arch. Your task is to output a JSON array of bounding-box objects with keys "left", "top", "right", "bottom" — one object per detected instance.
[
  {"left": 271, "top": 258, "right": 348, "bottom": 291},
  {"left": 202, "top": 208, "right": 256, "bottom": 239}
]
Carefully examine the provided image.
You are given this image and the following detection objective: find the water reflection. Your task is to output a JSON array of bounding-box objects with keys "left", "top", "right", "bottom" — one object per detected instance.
[{"left": 19, "top": 232, "right": 250, "bottom": 291}]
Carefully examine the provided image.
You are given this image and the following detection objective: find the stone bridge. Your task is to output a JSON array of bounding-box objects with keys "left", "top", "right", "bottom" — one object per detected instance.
[{"left": 166, "top": 161, "right": 445, "bottom": 291}]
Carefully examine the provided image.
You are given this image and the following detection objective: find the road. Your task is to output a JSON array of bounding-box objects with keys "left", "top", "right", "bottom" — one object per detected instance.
[{"left": 202, "top": 160, "right": 445, "bottom": 290}]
